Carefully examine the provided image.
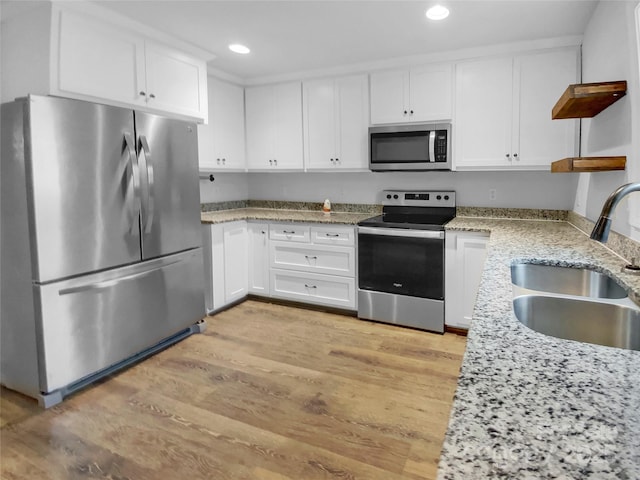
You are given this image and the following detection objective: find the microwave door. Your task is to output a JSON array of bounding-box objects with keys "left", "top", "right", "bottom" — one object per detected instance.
[{"left": 428, "top": 131, "right": 436, "bottom": 162}]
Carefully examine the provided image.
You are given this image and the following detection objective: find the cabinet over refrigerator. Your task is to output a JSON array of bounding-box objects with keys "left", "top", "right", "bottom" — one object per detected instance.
[{"left": 1, "top": 95, "right": 206, "bottom": 406}]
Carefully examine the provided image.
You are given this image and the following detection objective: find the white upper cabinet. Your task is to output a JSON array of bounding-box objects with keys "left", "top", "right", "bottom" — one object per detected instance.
[
  {"left": 198, "top": 77, "right": 246, "bottom": 171},
  {"left": 2, "top": 5, "right": 208, "bottom": 122},
  {"left": 57, "top": 11, "right": 147, "bottom": 108},
  {"left": 370, "top": 64, "right": 453, "bottom": 124},
  {"left": 55, "top": 10, "right": 208, "bottom": 122},
  {"left": 245, "top": 82, "right": 304, "bottom": 171},
  {"left": 303, "top": 74, "right": 369, "bottom": 171},
  {"left": 143, "top": 42, "right": 208, "bottom": 121},
  {"left": 454, "top": 48, "right": 578, "bottom": 170}
]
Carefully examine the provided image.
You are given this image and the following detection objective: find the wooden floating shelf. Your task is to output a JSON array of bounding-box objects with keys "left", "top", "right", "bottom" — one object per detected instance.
[
  {"left": 551, "top": 156, "right": 626, "bottom": 173},
  {"left": 552, "top": 81, "right": 627, "bottom": 119}
]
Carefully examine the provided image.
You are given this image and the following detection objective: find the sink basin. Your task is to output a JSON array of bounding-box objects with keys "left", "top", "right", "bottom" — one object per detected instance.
[
  {"left": 513, "top": 295, "right": 640, "bottom": 351},
  {"left": 511, "top": 263, "right": 627, "bottom": 299}
]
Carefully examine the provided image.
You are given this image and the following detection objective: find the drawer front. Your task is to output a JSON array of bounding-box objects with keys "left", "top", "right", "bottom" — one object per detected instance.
[
  {"left": 269, "top": 224, "right": 311, "bottom": 243},
  {"left": 270, "top": 242, "right": 355, "bottom": 276},
  {"left": 311, "top": 225, "right": 355, "bottom": 246},
  {"left": 270, "top": 269, "right": 356, "bottom": 309}
]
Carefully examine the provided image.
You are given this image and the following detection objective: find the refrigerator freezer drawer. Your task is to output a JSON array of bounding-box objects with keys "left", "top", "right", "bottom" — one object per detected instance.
[{"left": 35, "top": 249, "right": 205, "bottom": 393}]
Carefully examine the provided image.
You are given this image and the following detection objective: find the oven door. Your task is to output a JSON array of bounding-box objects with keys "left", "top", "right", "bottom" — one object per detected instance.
[{"left": 358, "top": 226, "right": 444, "bottom": 299}]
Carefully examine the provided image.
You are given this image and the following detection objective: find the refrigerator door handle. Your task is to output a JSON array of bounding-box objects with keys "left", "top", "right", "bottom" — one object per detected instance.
[
  {"left": 139, "top": 135, "right": 155, "bottom": 234},
  {"left": 58, "top": 258, "right": 183, "bottom": 296},
  {"left": 124, "top": 132, "right": 141, "bottom": 235}
]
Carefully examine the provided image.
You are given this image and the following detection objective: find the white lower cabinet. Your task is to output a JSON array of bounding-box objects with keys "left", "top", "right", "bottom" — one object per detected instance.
[
  {"left": 445, "top": 231, "right": 490, "bottom": 329},
  {"left": 268, "top": 223, "right": 356, "bottom": 309},
  {"left": 206, "top": 221, "right": 248, "bottom": 311},
  {"left": 247, "top": 222, "right": 270, "bottom": 295},
  {"left": 270, "top": 270, "right": 356, "bottom": 310}
]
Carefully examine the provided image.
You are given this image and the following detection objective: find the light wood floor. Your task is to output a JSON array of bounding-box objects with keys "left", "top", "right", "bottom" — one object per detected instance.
[{"left": 1, "top": 299, "right": 467, "bottom": 480}]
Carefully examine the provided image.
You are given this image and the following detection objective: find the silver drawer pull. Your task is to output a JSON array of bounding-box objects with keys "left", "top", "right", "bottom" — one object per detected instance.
[
  {"left": 325, "top": 233, "right": 340, "bottom": 237},
  {"left": 283, "top": 230, "right": 295, "bottom": 234},
  {"left": 304, "top": 284, "right": 317, "bottom": 289},
  {"left": 305, "top": 255, "right": 318, "bottom": 260},
  {"left": 393, "top": 283, "right": 403, "bottom": 288}
]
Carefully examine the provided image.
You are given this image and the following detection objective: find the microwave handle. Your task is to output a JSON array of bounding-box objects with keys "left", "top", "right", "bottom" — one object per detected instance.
[{"left": 428, "top": 131, "right": 436, "bottom": 162}]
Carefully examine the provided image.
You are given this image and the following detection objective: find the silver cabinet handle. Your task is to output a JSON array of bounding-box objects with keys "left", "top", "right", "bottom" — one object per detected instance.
[
  {"left": 304, "top": 255, "right": 318, "bottom": 260},
  {"left": 325, "top": 233, "right": 340, "bottom": 237},
  {"left": 283, "top": 230, "right": 295, "bottom": 234},
  {"left": 149, "top": 93, "right": 156, "bottom": 99},
  {"left": 139, "top": 91, "right": 146, "bottom": 97},
  {"left": 304, "top": 284, "right": 317, "bottom": 289},
  {"left": 514, "top": 153, "right": 519, "bottom": 160},
  {"left": 506, "top": 153, "right": 511, "bottom": 159},
  {"left": 139, "top": 135, "right": 155, "bottom": 234},
  {"left": 269, "top": 159, "right": 273, "bottom": 165},
  {"left": 274, "top": 159, "right": 278, "bottom": 166},
  {"left": 428, "top": 131, "right": 436, "bottom": 163},
  {"left": 124, "top": 132, "right": 141, "bottom": 235}
]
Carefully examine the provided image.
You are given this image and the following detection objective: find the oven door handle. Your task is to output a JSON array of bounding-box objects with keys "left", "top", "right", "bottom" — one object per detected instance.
[{"left": 358, "top": 226, "right": 444, "bottom": 239}]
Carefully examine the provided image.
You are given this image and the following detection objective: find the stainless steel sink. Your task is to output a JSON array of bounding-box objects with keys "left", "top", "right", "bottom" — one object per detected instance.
[
  {"left": 511, "top": 263, "right": 627, "bottom": 299},
  {"left": 513, "top": 295, "right": 640, "bottom": 351}
]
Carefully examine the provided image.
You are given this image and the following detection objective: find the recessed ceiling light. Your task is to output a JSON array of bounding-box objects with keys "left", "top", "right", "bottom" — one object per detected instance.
[
  {"left": 426, "top": 5, "right": 449, "bottom": 20},
  {"left": 229, "top": 44, "right": 250, "bottom": 54}
]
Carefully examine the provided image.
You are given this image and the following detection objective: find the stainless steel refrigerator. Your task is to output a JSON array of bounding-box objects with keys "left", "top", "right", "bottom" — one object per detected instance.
[{"left": 1, "top": 95, "right": 205, "bottom": 406}]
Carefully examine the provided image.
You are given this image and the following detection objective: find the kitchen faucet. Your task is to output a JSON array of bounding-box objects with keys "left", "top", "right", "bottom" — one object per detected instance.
[{"left": 590, "top": 182, "right": 640, "bottom": 242}]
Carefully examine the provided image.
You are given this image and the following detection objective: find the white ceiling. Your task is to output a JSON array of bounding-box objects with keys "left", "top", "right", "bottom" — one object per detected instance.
[{"left": 64, "top": 1, "right": 601, "bottom": 82}]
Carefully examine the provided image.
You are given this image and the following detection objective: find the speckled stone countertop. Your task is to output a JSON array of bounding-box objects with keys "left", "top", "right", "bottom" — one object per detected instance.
[
  {"left": 200, "top": 208, "right": 375, "bottom": 225},
  {"left": 438, "top": 217, "right": 640, "bottom": 479}
]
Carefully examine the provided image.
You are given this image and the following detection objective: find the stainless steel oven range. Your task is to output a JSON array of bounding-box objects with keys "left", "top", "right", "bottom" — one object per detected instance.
[{"left": 357, "top": 190, "right": 455, "bottom": 333}]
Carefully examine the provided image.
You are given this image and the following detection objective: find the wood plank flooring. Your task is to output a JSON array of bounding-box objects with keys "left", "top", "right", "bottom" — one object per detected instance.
[{"left": 1, "top": 299, "right": 467, "bottom": 480}]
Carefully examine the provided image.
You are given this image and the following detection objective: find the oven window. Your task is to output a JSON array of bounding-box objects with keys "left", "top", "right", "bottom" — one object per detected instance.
[
  {"left": 370, "top": 131, "right": 429, "bottom": 163},
  {"left": 358, "top": 231, "right": 444, "bottom": 299}
]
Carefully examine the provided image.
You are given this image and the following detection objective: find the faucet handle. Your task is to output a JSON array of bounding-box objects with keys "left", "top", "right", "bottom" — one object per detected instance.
[{"left": 623, "top": 257, "right": 640, "bottom": 275}]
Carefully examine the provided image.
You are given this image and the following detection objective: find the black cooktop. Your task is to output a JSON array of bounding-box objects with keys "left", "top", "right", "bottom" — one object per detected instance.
[{"left": 359, "top": 206, "right": 456, "bottom": 231}]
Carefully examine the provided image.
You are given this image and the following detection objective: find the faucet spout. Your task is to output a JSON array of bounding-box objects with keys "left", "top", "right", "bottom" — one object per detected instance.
[{"left": 590, "top": 182, "right": 640, "bottom": 242}]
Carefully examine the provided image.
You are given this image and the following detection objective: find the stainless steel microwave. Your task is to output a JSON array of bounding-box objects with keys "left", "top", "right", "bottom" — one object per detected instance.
[{"left": 369, "top": 122, "right": 452, "bottom": 171}]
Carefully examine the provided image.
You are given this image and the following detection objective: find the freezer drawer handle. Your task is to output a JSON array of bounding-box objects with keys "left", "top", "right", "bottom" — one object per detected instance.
[
  {"left": 124, "top": 132, "right": 141, "bottom": 235},
  {"left": 58, "top": 258, "right": 182, "bottom": 296},
  {"left": 139, "top": 135, "right": 155, "bottom": 234}
]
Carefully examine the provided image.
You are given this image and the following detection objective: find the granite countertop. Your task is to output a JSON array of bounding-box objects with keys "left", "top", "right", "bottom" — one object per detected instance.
[
  {"left": 438, "top": 217, "right": 640, "bottom": 479},
  {"left": 201, "top": 207, "right": 375, "bottom": 225}
]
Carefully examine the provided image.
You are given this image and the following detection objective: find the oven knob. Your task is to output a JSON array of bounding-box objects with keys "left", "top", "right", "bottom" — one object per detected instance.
[
  {"left": 386, "top": 194, "right": 392, "bottom": 199},
  {"left": 437, "top": 195, "right": 442, "bottom": 200},
  {"left": 444, "top": 195, "right": 450, "bottom": 200},
  {"left": 393, "top": 194, "right": 399, "bottom": 199}
]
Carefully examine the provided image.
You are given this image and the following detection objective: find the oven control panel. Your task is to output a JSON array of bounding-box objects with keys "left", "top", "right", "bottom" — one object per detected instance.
[{"left": 381, "top": 190, "right": 455, "bottom": 207}]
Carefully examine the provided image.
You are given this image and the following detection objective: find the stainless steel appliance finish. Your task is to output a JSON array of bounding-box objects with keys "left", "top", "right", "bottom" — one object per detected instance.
[
  {"left": 369, "top": 122, "right": 451, "bottom": 171},
  {"left": 357, "top": 190, "right": 455, "bottom": 333},
  {"left": 1, "top": 95, "right": 205, "bottom": 406},
  {"left": 511, "top": 263, "right": 628, "bottom": 300},
  {"left": 513, "top": 295, "right": 640, "bottom": 351}
]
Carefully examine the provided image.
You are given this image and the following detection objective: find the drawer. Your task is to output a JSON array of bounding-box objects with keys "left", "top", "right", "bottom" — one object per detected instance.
[
  {"left": 270, "top": 269, "right": 356, "bottom": 309},
  {"left": 269, "top": 224, "right": 311, "bottom": 243},
  {"left": 310, "top": 225, "right": 355, "bottom": 246},
  {"left": 270, "top": 242, "right": 355, "bottom": 277}
]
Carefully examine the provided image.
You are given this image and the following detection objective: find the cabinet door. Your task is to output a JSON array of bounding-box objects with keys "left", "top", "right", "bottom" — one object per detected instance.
[
  {"left": 57, "top": 10, "right": 146, "bottom": 107},
  {"left": 454, "top": 57, "right": 513, "bottom": 169},
  {"left": 514, "top": 49, "right": 579, "bottom": 168},
  {"left": 445, "top": 232, "right": 489, "bottom": 329},
  {"left": 409, "top": 64, "right": 453, "bottom": 122},
  {"left": 245, "top": 85, "right": 276, "bottom": 169},
  {"left": 273, "top": 82, "right": 304, "bottom": 169},
  {"left": 199, "top": 77, "right": 246, "bottom": 171},
  {"left": 303, "top": 78, "right": 337, "bottom": 169},
  {"left": 247, "top": 223, "right": 270, "bottom": 295},
  {"left": 144, "top": 42, "right": 208, "bottom": 121},
  {"left": 336, "top": 74, "right": 369, "bottom": 170},
  {"left": 370, "top": 70, "right": 407, "bottom": 124},
  {"left": 223, "top": 221, "right": 248, "bottom": 303}
]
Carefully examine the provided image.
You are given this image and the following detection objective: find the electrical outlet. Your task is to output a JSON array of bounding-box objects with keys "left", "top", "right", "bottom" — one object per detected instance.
[{"left": 489, "top": 189, "right": 497, "bottom": 201}]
